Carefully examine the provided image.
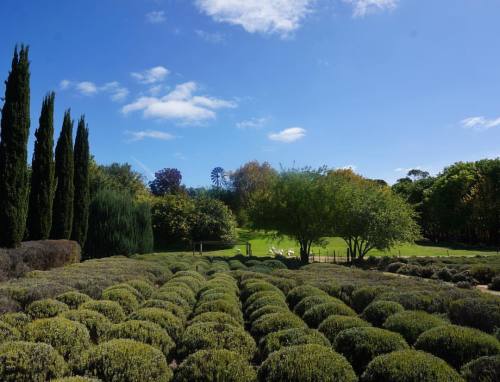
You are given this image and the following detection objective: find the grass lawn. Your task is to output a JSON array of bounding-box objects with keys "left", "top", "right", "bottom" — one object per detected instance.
[{"left": 186, "top": 228, "right": 500, "bottom": 258}]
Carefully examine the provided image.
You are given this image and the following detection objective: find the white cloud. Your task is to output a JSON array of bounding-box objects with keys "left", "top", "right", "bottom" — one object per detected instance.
[
  {"left": 343, "top": 0, "right": 398, "bottom": 17},
  {"left": 195, "top": 0, "right": 314, "bottom": 37},
  {"left": 131, "top": 66, "right": 170, "bottom": 84},
  {"left": 236, "top": 117, "right": 269, "bottom": 129},
  {"left": 76, "top": 81, "right": 98, "bottom": 95},
  {"left": 146, "top": 10, "right": 166, "bottom": 24},
  {"left": 60, "top": 80, "right": 128, "bottom": 102},
  {"left": 461, "top": 116, "right": 500, "bottom": 131},
  {"left": 126, "top": 130, "right": 175, "bottom": 142},
  {"left": 268, "top": 127, "right": 306, "bottom": 143},
  {"left": 60, "top": 79, "right": 71, "bottom": 90},
  {"left": 196, "top": 29, "right": 226, "bottom": 43},
  {"left": 122, "top": 81, "right": 237, "bottom": 123}
]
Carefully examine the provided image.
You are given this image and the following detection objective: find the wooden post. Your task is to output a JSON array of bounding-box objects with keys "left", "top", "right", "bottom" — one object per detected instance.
[
  {"left": 200, "top": 242, "right": 203, "bottom": 256},
  {"left": 333, "top": 250, "right": 336, "bottom": 264}
]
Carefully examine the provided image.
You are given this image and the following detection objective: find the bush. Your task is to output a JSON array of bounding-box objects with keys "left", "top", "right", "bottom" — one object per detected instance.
[
  {"left": 334, "top": 327, "right": 409, "bottom": 374},
  {"left": 293, "top": 294, "right": 338, "bottom": 317},
  {"left": 449, "top": 298, "right": 500, "bottom": 333},
  {"left": 153, "top": 291, "right": 192, "bottom": 312},
  {"left": 25, "top": 317, "right": 91, "bottom": 364},
  {"left": 361, "top": 350, "right": 463, "bottom": 382},
  {"left": 251, "top": 312, "right": 306, "bottom": 339},
  {"left": 361, "top": 300, "right": 404, "bottom": 327},
  {"left": 80, "top": 300, "right": 126, "bottom": 323},
  {"left": 104, "top": 283, "right": 143, "bottom": 301},
  {"left": 168, "top": 276, "right": 204, "bottom": 293},
  {"left": 318, "top": 315, "right": 372, "bottom": 343},
  {"left": 101, "top": 288, "right": 139, "bottom": 315},
  {"left": 262, "top": 259, "right": 287, "bottom": 270},
  {"left": 126, "top": 279, "right": 155, "bottom": 299},
  {"left": 383, "top": 310, "right": 448, "bottom": 344},
  {"left": 198, "top": 292, "right": 240, "bottom": 307},
  {"left": 490, "top": 276, "right": 500, "bottom": 291},
  {"left": 315, "top": 281, "right": 341, "bottom": 297},
  {"left": 303, "top": 302, "right": 357, "bottom": 328},
  {"left": 257, "top": 344, "right": 357, "bottom": 382},
  {"left": 415, "top": 325, "right": 500, "bottom": 369},
  {"left": 51, "top": 378, "right": 100, "bottom": 382},
  {"left": 244, "top": 291, "right": 284, "bottom": 310},
  {"left": 173, "top": 270, "right": 206, "bottom": 282},
  {"left": 435, "top": 267, "right": 454, "bottom": 282},
  {"left": 55, "top": 291, "right": 92, "bottom": 309},
  {"left": 107, "top": 320, "right": 175, "bottom": 358},
  {"left": 129, "top": 308, "right": 184, "bottom": 341},
  {"left": 158, "top": 284, "right": 196, "bottom": 304},
  {"left": 82, "top": 339, "right": 172, "bottom": 382},
  {"left": 248, "top": 305, "right": 289, "bottom": 323},
  {"left": 241, "top": 281, "right": 283, "bottom": 301},
  {"left": 141, "top": 299, "right": 187, "bottom": 321},
  {"left": 174, "top": 349, "right": 256, "bottom": 382},
  {"left": 245, "top": 296, "right": 289, "bottom": 316},
  {"left": 0, "top": 312, "right": 30, "bottom": 331},
  {"left": 190, "top": 197, "right": 237, "bottom": 244},
  {"left": 470, "top": 265, "right": 496, "bottom": 284},
  {"left": 0, "top": 320, "right": 20, "bottom": 342},
  {"left": 0, "top": 341, "right": 68, "bottom": 381},
  {"left": 189, "top": 312, "right": 242, "bottom": 328},
  {"left": 461, "top": 355, "right": 500, "bottom": 382},
  {"left": 177, "top": 322, "right": 256, "bottom": 360},
  {"left": 376, "top": 292, "right": 433, "bottom": 311},
  {"left": 194, "top": 300, "right": 243, "bottom": 323},
  {"left": 351, "top": 287, "right": 385, "bottom": 313},
  {"left": 26, "top": 298, "right": 69, "bottom": 319},
  {"left": 386, "top": 262, "right": 406, "bottom": 273},
  {"left": 60, "top": 309, "right": 112, "bottom": 343},
  {"left": 286, "top": 285, "right": 327, "bottom": 309},
  {"left": 259, "top": 328, "right": 330, "bottom": 359}
]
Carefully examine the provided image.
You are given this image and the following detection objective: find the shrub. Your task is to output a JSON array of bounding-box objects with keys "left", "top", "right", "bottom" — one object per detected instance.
[
  {"left": 351, "top": 287, "right": 385, "bottom": 313},
  {"left": 248, "top": 305, "right": 289, "bottom": 323},
  {"left": 449, "top": 298, "right": 500, "bottom": 333},
  {"left": 435, "top": 267, "right": 454, "bottom": 282},
  {"left": 361, "top": 350, "right": 463, "bottom": 382},
  {"left": 51, "top": 378, "right": 100, "bottom": 382},
  {"left": 25, "top": 317, "right": 91, "bottom": 364},
  {"left": 293, "top": 294, "right": 338, "bottom": 317},
  {"left": 0, "top": 320, "right": 20, "bottom": 343},
  {"left": 241, "top": 281, "right": 283, "bottom": 301},
  {"left": 194, "top": 300, "right": 243, "bottom": 323},
  {"left": 55, "top": 291, "right": 92, "bottom": 309},
  {"left": 383, "top": 310, "right": 448, "bottom": 344},
  {"left": 318, "top": 315, "right": 372, "bottom": 343},
  {"left": 470, "top": 265, "right": 496, "bottom": 284},
  {"left": 189, "top": 312, "right": 242, "bottom": 328},
  {"left": 303, "top": 302, "right": 357, "bottom": 328},
  {"left": 153, "top": 290, "right": 192, "bottom": 311},
  {"left": 129, "top": 308, "right": 184, "bottom": 341},
  {"left": 259, "top": 328, "right": 330, "bottom": 359},
  {"left": 315, "top": 281, "right": 341, "bottom": 297},
  {"left": 376, "top": 292, "right": 432, "bottom": 311},
  {"left": 126, "top": 279, "right": 155, "bottom": 299},
  {"left": 251, "top": 312, "right": 306, "bottom": 339},
  {"left": 490, "top": 276, "right": 500, "bottom": 291},
  {"left": 168, "top": 276, "right": 204, "bottom": 293},
  {"left": 26, "top": 298, "right": 69, "bottom": 319},
  {"left": 80, "top": 300, "right": 126, "bottom": 323},
  {"left": 461, "top": 355, "right": 500, "bottom": 382},
  {"left": 60, "top": 309, "right": 112, "bottom": 343},
  {"left": 173, "top": 270, "right": 206, "bottom": 283},
  {"left": 177, "top": 322, "right": 256, "bottom": 360},
  {"left": 244, "top": 291, "right": 284, "bottom": 310},
  {"left": 101, "top": 288, "right": 139, "bottom": 315},
  {"left": 262, "top": 259, "right": 287, "bottom": 270},
  {"left": 107, "top": 320, "right": 175, "bottom": 358},
  {"left": 0, "top": 312, "right": 30, "bottom": 331},
  {"left": 198, "top": 292, "right": 240, "bottom": 307},
  {"left": 386, "top": 262, "right": 405, "bottom": 273},
  {"left": 286, "top": 285, "right": 327, "bottom": 309},
  {"left": 82, "top": 339, "right": 172, "bottom": 382},
  {"left": 334, "top": 327, "right": 409, "bottom": 374},
  {"left": 141, "top": 299, "right": 187, "bottom": 321},
  {"left": 361, "top": 300, "right": 404, "bottom": 327},
  {"left": 104, "top": 283, "right": 143, "bottom": 301},
  {"left": 257, "top": 344, "right": 357, "bottom": 382},
  {"left": 0, "top": 341, "right": 68, "bottom": 381},
  {"left": 190, "top": 197, "right": 237, "bottom": 244},
  {"left": 415, "top": 325, "right": 500, "bottom": 369},
  {"left": 245, "top": 296, "right": 289, "bottom": 316},
  {"left": 174, "top": 349, "right": 256, "bottom": 382}
]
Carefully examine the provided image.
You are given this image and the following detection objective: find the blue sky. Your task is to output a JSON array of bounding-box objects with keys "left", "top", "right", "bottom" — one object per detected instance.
[{"left": 1, "top": 0, "right": 499, "bottom": 186}]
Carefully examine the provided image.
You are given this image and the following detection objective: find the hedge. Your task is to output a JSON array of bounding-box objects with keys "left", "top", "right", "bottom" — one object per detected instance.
[
  {"left": 248, "top": 305, "right": 289, "bottom": 323},
  {"left": 103, "top": 284, "right": 143, "bottom": 302},
  {"left": 174, "top": 349, "right": 256, "bottom": 382},
  {"left": 245, "top": 296, "right": 289, "bottom": 317},
  {"left": 160, "top": 283, "right": 197, "bottom": 304},
  {"left": 241, "top": 281, "right": 283, "bottom": 302},
  {"left": 449, "top": 298, "right": 500, "bottom": 333},
  {"left": 0, "top": 341, "right": 68, "bottom": 381},
  {"left": 107, "top": 320, "right": 175, "bottom": 358},
  {"left": 376, "top": 292, "right": 433, "bottom": 311},
  {"left": 152, "top": 291, "right": 192, "bottom": 313},
  {"left": 350, "top": 287, "right": 386, "bottom": 313},
  {"left": 361, "top": 300, "right": 404, "bottom": 327},
  {"left": 461, "top": 355, "right": 500, "bottom": 382},
  {"left": 173, "top": 270, "right": 206, "bottom": 283},
  {"left": 55, "top": 291, "right": 92, "bottom": 309},
  {"left": 80, "top": 300, "right": 126, "bottom": 323},
  {"left": 167, "top": 276, "right": 204, "bottom": 293},
  {"left": 334, "top": 327, "right": 409, "bottom": 374},
  {"left": 177, "top": 322, "right": 256, "bottom": 360},
  {"left": 257, "top": 344, "right": 357, "bottom": 382},
  {"left": 415, "top": 325, "right": 500, "bottom": 369},
  {"left": 24, "top": 317, "right": 91, "bottom": 364},
  {"left": 361, "top": 350, "right": 463, "bottom": 382},
  {"left": 244, "top": 291, "right": 285, "bottom": 310},
  {"left": 26, "top": 298, "right": 69, "bottom": 319},
  {"left": 189, "top": 312, "right": 242, "bottom": 328},
  {"left": 303, "top": 302, "right": 357, "bottom": 328},
  {"left": 194, "top": 300, "right": 243, "bottom": 323},
  {"left": 101, "top": 289, "right": 139, "bottom": 315},
  {"left": 318, "top": 315, "right": 372, "bottom": 343},
  {"left": 81, "top": 339, "right": 172, "bottom": 382},
  {"left": 126, "top": 279, "right": 155, "bottom": 299},
  {"left": 259, "top": 328, "right": 330, "bottom": 359},
  {"left": 251, "top": 312, "right": 306, "bottom": 339},
  {"left": 141, "top": 299, "right": 187, "bottom": 321},
  {"left": 60, "top": 309, "right": 112, "bottom": 343},
  {"left": 383, "top": 310, "right": 448, "bottom": 344},
  {"left": 293, "top": 295, "right": 339, "bottom": 317},
  {"left": 129, "top": 308, "right": 184, "bottom": 342},
  {"left": 286, "top": 285, "right": 327, "bottom": 309}
]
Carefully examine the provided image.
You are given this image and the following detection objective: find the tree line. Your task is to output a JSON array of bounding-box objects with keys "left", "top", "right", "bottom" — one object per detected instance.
[{"left": 0, "top": 46, "right": 90, "bottom": 249}]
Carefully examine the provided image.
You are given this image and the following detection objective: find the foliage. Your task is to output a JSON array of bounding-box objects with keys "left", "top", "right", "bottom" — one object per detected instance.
[
  {"left": 26, "top": 298, "right": 69, "bottom": 319},
  {"left": 0, "top": 320, "right": 20, "bottom": 342},
  {"left": 259, "top": 327, "right": 330, "bottom": 359},
  {"left": 350, "top": 287, "right": 386, "bottom": 313},
  {"left": 194, "top": 300, "right": 243, "bottom": 323},
  {"left": 449, "top": 298, "right": 500, "bottom": 333},
  {"left": 382, "top": 310, "right": 448, "bottom": 344},
  {"left": 286, "top": 285, "right": 327, "bottom": 308},
  {"left": 250, "top": 312, "right": 306, "bottom": 339},
  {"left": 0, "top": 312, "right": 30, "bottom": 331},
  {"left": 60, "top": 309, "right": 112, "bottom": 343},
  {"left": 361, "top": 300, "right": 404, "bottom": 327},
  {"left": 101, "top": 288, "right": 139, "bottom": 315},
  {"left": 302, "top": 302, "right": 357, "bottom": 328},
  {"left": 318, "top": 315, "right": 372, "bottom": 344},
  {"left": 129, "top": 307, "right": 183, "bottom": 341},
  {"left": 55, "top": 291, "right": 92, "bottom": 309},
  {"left": 461, "top": 355, "right": 500, "bottom": 382},
  {"left": 190, "top": 197, "right": 237, "bottom": 243},
  {"left": 151, "top": 195, "right": 194, "bottom": 248},
  {"left": 80, "top": 300, "right": 126, "bottom": 323},
  {"left": 150, "top": 168, "right": 184, "bottom": 196},
  {"left": 189, "top": 311, "right": 242, "bottom": 328}
]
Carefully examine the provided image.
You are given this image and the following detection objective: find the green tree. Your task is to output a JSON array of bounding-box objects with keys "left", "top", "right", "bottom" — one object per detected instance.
[
  {"left": 51, "top": 110, "right": 74, "bottom": 239},
  {"left": 71, "top": 116, "right": 90, "bottom": 246},
  {"left": 190, "top": 197, "right": 237, "bottom": 243},
  {"left": 89, "top": 161, "right": 148, "bottom": 200},
  {"left": 0, "top": 46, "right": 31, "bottom": 247},
  {"left": 27, "top": 92, "right": 55, "bottom": 240}
]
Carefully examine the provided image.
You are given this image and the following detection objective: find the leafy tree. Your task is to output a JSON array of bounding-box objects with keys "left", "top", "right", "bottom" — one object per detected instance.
[
  {"left": 150, "top": 168, "right": 183, "bottom": 196},
  {"left": 51, "top": 110, "right": 74, "bottom": 239},
  {"left": 0, "top": 46, "right": 31, "bottom": 247},
  {"left": 27, "top": 92, "right": 55, "bottom": 240},
  {"left": 211, "top": 167, "right": 227, "bottom": 189},
  {"left": 72, "top": 116, "right": 90, "bottom": 246},
  {"left": 190, "top": 197, "right": 237, "bottom": 243}
]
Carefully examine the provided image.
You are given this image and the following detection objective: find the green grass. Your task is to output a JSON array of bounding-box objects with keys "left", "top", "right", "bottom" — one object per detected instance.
[{"left": 185, "top": 229, "right": 500, "bottom": 258}]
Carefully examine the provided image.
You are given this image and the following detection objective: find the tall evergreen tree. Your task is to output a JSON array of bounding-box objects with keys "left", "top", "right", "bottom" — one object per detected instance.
[
  {"left": 72, "top": 116, "right": 90, "bottom": 246},
  {"left": 27, "top": 92, "right": 55, "bottom": 240},
  {"left": 51, "top": 110, "right": 74, "bottom": 239},
  {"left": 0, "top": 46, "right": 31, "bottom": 248}
]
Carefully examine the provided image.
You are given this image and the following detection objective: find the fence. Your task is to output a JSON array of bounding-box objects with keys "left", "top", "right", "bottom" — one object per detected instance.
[
  {"left": 309, "top": 249, "right": 352, "bottom": 264},
  {"left": 192, "top": 241, "right": 252, "bottom": 256}
]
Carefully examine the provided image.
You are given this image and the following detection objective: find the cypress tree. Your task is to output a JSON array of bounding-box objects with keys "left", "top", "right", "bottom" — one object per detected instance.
[
  {"left": 51, "top": 110, "right": 74, "bottom": 239},
  {"left": 27, "top": 92, "right": 55, "bottom": 240},
  {"left": 0, "top": 46, "right": 31, "bottom": 248},
  {"left": 71, "top": 115, "right": 90, "bottom": 246}
]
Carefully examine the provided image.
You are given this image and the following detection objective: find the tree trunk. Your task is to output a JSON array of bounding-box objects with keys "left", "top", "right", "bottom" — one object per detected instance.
[{"left": 299, "top": 241, "right": 309, "bottom": 264}]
